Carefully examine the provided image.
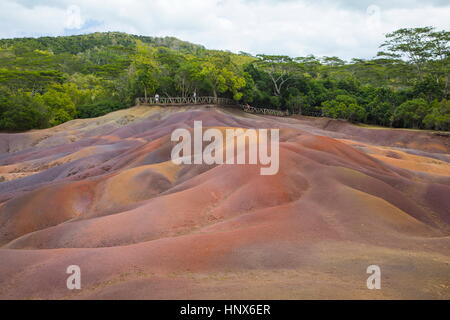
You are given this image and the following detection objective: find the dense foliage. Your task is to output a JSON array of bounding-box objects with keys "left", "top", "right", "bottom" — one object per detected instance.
[{"left": 0, "top": 28, "right": 449, "bottom": 131}]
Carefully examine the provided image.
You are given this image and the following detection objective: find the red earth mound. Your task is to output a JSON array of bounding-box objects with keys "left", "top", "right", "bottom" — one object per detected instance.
[{"left": 0, "top": 106, "right": 449, "bottom": 299}]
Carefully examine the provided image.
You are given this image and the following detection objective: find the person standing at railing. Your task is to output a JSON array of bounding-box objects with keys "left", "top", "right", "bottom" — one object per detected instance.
[
  {"left": 155, "top": 93, "right": 159, "bottom": 103},
  {"left": 193, "top": 91, "right": 197, "bottom": 104}
]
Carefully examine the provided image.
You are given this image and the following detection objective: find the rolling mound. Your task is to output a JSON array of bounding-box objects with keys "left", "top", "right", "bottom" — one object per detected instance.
[{"left": 0, "top": 106, "right": 449, "bottom": 299}]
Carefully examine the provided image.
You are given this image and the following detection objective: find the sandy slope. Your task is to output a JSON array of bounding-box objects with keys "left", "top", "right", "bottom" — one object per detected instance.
[{"left": 0, "top": 105, "right": 449, "bottom": 299}]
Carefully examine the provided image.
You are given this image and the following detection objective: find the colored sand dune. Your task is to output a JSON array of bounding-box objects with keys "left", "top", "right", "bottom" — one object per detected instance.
[{"left": 0, "top": 105, "right": 449, "bottom": 299}]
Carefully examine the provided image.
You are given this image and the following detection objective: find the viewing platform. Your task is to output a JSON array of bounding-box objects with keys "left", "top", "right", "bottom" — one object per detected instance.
[
  {"left": 136, "top": 96, "right": 237, "bottom": 106},
  {"left": 136, "top": 96, "right": 291, "bottom": 117}
]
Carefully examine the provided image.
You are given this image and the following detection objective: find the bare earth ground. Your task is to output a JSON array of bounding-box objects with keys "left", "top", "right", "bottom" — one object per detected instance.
[{"left": 0, "top": 105, "right": 449, "bottom": 300}]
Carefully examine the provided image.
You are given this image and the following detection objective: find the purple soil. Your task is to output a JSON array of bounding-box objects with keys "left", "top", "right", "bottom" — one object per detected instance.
[{"left": 0, "top": 106, "right": 449, "bottom": 299}]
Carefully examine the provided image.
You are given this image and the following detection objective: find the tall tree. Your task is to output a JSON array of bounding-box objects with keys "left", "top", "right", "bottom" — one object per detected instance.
[
  {"left": 379, "top": 27, "right": 435, "bottom": 78},
  {"left": 132, "top": 41, "right": 159, "bottom": 99},
  {"left": 255, "top": 55, "right": 298, "bottom": 96},
  {"left": 197, "top": 52, "right": 246, "bottom": 100}
]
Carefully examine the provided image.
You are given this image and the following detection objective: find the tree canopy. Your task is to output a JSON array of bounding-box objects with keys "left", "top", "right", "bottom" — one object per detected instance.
[{"left": 0, "top": 28, "right": 448, "bottom": 131}]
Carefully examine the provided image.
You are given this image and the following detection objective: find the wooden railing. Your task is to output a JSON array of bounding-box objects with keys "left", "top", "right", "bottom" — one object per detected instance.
[
  {"left": 242, "top": 105, "right": 290, "bottom": 117},
  {"left": 136, "top": 96, "right": 291, "bottom": 117},
  {"left": 299, "top": 111, "right": 323, "bottom": 117},
  {"left": 136, "top": 96, "right": 237, "bottom": 106}
]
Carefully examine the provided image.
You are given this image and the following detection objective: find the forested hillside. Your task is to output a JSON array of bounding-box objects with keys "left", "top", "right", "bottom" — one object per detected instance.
[{"left": 0, "top": 28, "right": 448, "bottom": 131}]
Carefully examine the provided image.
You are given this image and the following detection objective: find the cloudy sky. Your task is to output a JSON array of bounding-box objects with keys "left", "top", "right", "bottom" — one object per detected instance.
[{"left": 1, "top": 0, "right": 449, "bottom": 60}]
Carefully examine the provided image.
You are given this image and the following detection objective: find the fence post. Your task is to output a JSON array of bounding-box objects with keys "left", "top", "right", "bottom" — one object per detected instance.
[{"left": 136, "top": 96, "right": 294, "bottom": 117}]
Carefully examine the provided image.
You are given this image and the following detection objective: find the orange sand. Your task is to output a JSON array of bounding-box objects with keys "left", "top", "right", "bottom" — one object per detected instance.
[{"left": 0, "top": 106, "right": 448, "bottom": 299}]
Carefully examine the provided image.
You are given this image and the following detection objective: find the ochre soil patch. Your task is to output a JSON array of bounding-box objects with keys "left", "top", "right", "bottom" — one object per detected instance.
[{"left": 0, "top": 106, "right": 449, "bottom": 299}]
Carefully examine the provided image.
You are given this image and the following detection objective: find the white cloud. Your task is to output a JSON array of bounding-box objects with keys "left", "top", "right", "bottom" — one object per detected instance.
[
  {"left": 65, "top": 5, "right": 84, "bottom": 30},
  {"left": 0, "top": 1, "right": 67, "bottom": 38},
  {"left": 1, "top": 0, "right": 449, "bottom": 59}
]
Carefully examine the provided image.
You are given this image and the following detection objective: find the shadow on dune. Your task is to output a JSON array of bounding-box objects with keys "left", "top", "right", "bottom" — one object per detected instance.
[{"left": 0, "top": 106, "right": 449, "bottom": 299}]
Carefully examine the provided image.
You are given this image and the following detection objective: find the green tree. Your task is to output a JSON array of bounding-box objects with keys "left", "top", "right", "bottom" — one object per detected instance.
[
  {"left": 393, "top": 98, "right": 430, "bottom": 128},
  {"left": 255, "top": 55, "right": 299, "bottom": 96},
  {"left": 38, "top": 88, "right": 77, "bottom": 126},
  {"left": 286, "top": 94, "right": 308, "bottom": 114},
  {"left": 379, "top": 27, "right": 435, "bottom": 78},
  {"left": 322, "top": 95, "right": 366, "bottom": 122},
  {"left": 131, "top": 41, "right": 159, "bottom": 99},
  {"left": 379, "top": 27, "right": 449, "bottom": 98},
  {"left": 0, "top": 92, "right": 49, "bottom": 130},
  {"left": 197, "top": 52, "right": 246, "bottom": 100},
  {"left": 423, "top": 99, "right": 450, "bottom": 130}
]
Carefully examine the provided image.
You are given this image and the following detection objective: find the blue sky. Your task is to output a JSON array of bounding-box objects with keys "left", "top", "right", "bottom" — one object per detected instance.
[{"left": 1, "top": 0, "right": 449, "bottom": 60}]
